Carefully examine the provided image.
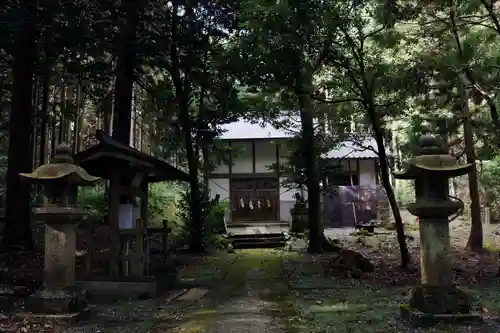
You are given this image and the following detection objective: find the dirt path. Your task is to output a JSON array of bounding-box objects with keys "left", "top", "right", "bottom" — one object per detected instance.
[{"left": 154, "top": 249, "right": 301, "bottom": 333}]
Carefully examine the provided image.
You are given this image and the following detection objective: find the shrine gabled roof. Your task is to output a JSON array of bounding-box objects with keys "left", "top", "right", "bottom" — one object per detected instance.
[{"left": 74, "top": 130, "right": 190, "bottom": 183}]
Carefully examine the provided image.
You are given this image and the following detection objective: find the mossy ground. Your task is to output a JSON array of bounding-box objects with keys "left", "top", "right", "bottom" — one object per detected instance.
[
  {"left": 283, "top": 254, "right": 500, "bottom": 333},
  {"left": 153, "top": 249, "right": 304, "bottom": 332},
  {"left": 54, "top": 246, "right": 500, "bottom": 333}
]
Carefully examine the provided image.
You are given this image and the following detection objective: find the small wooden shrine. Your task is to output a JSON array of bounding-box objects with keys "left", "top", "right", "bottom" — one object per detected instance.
[{"left": 73, "top": 130, "right": 189, "bottom": 297}]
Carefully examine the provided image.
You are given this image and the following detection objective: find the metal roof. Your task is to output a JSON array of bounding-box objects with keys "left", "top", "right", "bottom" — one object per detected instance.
[
  {"left": 324, "top": 139, "right": 380, "bottom": 159},
  {"left": 219, "top": 120, "right": 294, "bottom": 139},
  {"left": 218, "top": 119, "right": 385, "bottom": 159}
]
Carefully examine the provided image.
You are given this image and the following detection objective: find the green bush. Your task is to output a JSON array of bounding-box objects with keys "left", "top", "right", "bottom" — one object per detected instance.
[
  {"left": 147, "top": 183, "right": 183, "bottom": 227},
  {"left": 481, "top": 158, "right": 500, "bottom": 221},
  {"left": 176, "top": 190, "right": 229, "bottom": 249},
  {"left": 77, "top": 181, "right": 231, "bottom": 250},
  {"left": 77, "top": 183, "right": 183, "bottom": 228},
  {"left": 78, "top": 186, "right": 107, "bottom": 216},
  {"left": 395, "top": 180, "right": 415, "bottom": 206}
]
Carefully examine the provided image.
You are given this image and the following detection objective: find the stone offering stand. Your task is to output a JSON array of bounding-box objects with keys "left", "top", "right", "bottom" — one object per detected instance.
[{"left": 394, "top": 135, "right": 483, "bottom": 327}]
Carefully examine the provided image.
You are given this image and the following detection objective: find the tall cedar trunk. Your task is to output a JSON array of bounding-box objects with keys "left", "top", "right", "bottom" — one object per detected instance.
[
  {"left": 182, "top": 111, "right": 204, "bottom": 252},
  {"left": 202, "top": 144, "right": 210, "bottom": 201},
  {"left": 57, "top": 83, "right": 64, "bottom": 144},
  {"left": 38, "top": 43, "right": 50, "bottom": 166},
  {"left": 461, "top": 85, "right": 483, "bottom": 251},
  {"left": 32, "top": 76, "right": 40, "bottom": 167},
  {"left": 112, "top": 0, "right": 139, "bottom": 144},
  {"left": 2, "top": 0, "right": 38, "bottom": 252},
  {"left": 103, "top": 94, "right": 112, "bottom": 135},
  {"left": 50, "top": 120, "right": 57, "bottom": 159},
  {"left": 366, "top": 104, "right": 410, "bottom": 268},
  {"left": 296, "top": 82, "right": 323, "bottom": 254}
]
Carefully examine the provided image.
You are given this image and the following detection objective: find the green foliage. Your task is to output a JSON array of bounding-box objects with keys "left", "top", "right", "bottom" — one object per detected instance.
[
  {"left": 176, "top": 189, "right": 229, "bottom": 249},
  {"left": 394, "top": 181, "right": 415, "bottom": 207},
  {"left": 481, "top": 158, "right": 500, "bottom": 220},
  {"left": 203, "top": 234, "right": 230, "bottom": 250},
  {"left": 78, "top": 186, "right": 107, "bottom": 216},
  {"left": 77, "top": 183, "right": 183, "bottom": 227},
  {"left": 147, "top": 183, "right": 183, "bottom": 227}
]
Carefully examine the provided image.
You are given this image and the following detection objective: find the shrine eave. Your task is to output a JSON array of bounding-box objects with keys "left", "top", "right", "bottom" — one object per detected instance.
[{"left": 74, "top": 130, "right": 190, "bottom": 183}]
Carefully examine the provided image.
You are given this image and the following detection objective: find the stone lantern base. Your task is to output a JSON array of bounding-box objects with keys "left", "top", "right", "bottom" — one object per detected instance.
[
  {"left": 400, "top": 285, "right": 483, "bottom": 327},
  {"left": 16, "top": 287, "right": 89, "bottom": 323}
]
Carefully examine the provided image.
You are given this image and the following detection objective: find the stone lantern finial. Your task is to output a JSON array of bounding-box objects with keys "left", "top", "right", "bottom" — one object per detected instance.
[
  {"left": 51, "top": 144, "right": 74, "bottom": 164},
  {"left": 416, "top": 135, "right": 448, "bottom": 156}
]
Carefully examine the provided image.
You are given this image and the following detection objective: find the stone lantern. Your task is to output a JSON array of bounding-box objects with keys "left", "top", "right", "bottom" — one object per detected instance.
[
  {"left": 19, "top": 144, "right": 100, "bottom": 321},
  {"left": 394, "top": 135, "right": 482, "bottom": 327}
]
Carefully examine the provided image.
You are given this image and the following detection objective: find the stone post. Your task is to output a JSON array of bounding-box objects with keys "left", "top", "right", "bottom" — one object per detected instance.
[
  {"left": 394, "top": 135, "right": 482, "bottom": 327},
  {"left": 17, "top": 145, "right": 100, "bottom": 322}
]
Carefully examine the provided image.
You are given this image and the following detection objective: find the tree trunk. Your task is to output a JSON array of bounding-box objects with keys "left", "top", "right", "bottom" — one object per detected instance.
[
  {"left": 296, "top": 81, "right": 323, "bottom": 254},
  {"left": 366, "top": 104, "right": 410, "bottom": 268},
  {"left": 112, "top": 0, "right": 139, "bottom": 145},
  {"left": 38, "top": 46, "right": 50, "bottom": 166},
  {"left": 2, "top": 0, "right": 38, "bottom": 252},
  {"left": 461, "top": 85, "right": 483, "bottom": 252},
  {"left": 202, "top": 143, "right": 210, "bottom": 201},
  {"left": 182, "top": 111, "right": 204, "bottom": 252}
]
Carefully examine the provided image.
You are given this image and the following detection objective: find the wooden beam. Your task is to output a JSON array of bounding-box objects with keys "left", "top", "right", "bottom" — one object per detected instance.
[
  {"left": 228, "top": 141, "right": 232, "bottom": 223},
  {"left": 228, "top": 141, "right": 232, "bottom": 178},
  {"left": 275, "top": 142, "right": 280, "bottom": 177},
  {"left": 252, "top": 140, "right": 256, "bottom": 174},
  {"left": 108, "top": 174, "right": 121, "bottom": 276},
  {"left": 211, "top": 172, "right": 277, "bottom": 179},
  {"left": 356, "top": 159, "right": 361, "bottom": 185},
  {"left": 276, "top": 142, "right": 280, "bottom": 221}
]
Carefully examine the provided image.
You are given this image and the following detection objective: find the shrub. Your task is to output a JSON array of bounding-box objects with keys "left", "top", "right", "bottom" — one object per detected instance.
[
  {"left": 481, "top": 158, "right": 500, "bottom": 221},
  {"left": 176, "top": 189, "right": 229, "bottom": 250},
  {"left": 394, "top": 180, "right": 414, "bottom": 207},
  {"left": 78, "top": 186, "right": 107, "bottom": 216},
  {"left": 77, "top": 182, "right": 183, "bottom": 228}
]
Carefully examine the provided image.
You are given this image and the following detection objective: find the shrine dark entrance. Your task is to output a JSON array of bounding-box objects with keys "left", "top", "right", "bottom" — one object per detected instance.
[{"left": 230, "top": 176, "right": 279, "bottom": 222}]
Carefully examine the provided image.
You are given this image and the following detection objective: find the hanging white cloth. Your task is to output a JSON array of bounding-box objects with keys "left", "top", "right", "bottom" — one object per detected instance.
[
  {"left": 240, "top": 198, "right": 245, "bottom": 208},
  {"left": 249, "top": 200, "right": 254, "bottom": 210},
  {"left": 257, "top": 200, "right": 262, "bottom": 209},
  {"left": 267, "top": 200, "right": 271, "bottom": 208}
]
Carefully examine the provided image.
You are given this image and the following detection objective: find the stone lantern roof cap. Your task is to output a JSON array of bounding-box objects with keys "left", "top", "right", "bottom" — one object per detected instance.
[
  {"left": 19, "top": 144, "right": 101, "bottom": 186},
  {"left": 394, "top": 135, "right": 474, "bottom": 180}
]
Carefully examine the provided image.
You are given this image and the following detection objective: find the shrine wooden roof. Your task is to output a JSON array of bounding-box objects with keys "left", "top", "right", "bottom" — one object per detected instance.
[{"left": 74, "top": 130, "right": 190, "bottom": 183}]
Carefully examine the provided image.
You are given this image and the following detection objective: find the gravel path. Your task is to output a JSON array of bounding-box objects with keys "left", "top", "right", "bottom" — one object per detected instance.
[
  {"left": 205, "top": 265, "right": 288, "bottom": 333},
  {"left": 152, "top": 250, "right": 296, "bottom": 333},
  {"left": 202, "top": 251, "right": 291, "bottom": 333}
]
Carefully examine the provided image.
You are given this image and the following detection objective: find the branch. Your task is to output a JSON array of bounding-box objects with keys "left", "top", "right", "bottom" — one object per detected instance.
[
  {"left": 458, "top": 19, "right": 497, "bottom": 32},
  {"left": 312, "top": 40, "right": 332, "bottom": 73},
  {"left": 363, "top": 25, "right": 386, "bottom": 41},
  {"left": 479, "top": 0, "right": 500, "bottom": 34},
  {"left": 312, "top": 94, "right": 362, "bottom": 104}
]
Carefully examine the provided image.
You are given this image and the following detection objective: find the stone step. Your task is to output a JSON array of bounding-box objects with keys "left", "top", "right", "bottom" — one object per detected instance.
[
  {"left": 230, "top": 233, "right": 286, "bottom": 249},
  {"left": 229, "top": 233, "right": 284, "bottom": 239},
  {"left": 233, "top": 241, "right": 286, "bottom": 249}
]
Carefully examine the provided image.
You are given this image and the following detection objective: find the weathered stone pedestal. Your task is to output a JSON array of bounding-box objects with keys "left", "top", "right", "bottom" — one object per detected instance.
[
  {"left": 16, "top": 145, "right": 100, "bottom": 323},
  {"left": 394, "top": 135, "right": 483, "bottom": 328},
  {"left": 290, "top": 204, "right": 308, "bottom": 233}
]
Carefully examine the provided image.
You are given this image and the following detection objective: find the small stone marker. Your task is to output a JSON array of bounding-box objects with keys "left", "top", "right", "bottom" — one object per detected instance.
[
  {"left": 178, "top": 288, "right": 209, "bottom": 301},
  {"left": 394, "top": 135, "right": 483, "bottom": 327}
]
